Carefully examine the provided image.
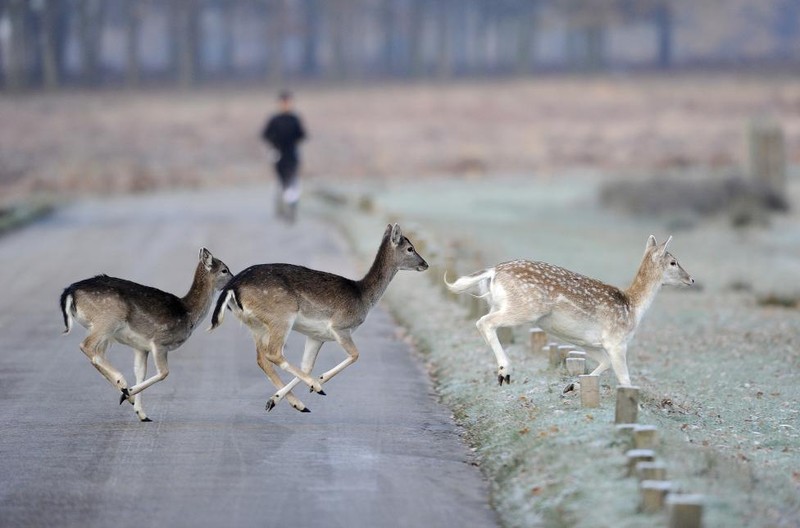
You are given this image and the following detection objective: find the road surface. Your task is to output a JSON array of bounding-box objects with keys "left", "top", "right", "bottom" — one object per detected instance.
[{"left": 0, "top": 186, "right": 498, "bottom": 528}]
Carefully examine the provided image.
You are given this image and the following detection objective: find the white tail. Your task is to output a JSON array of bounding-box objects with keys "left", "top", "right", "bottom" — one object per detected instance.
[
  {"left": 60, "top": 248, "right": 231, "bottom": 422},
  {"left": 209, "top": 224, "right": 428, "bottom": 413},
  {"left": 445, "top": 235, "right": 694, "bottom": 387}
]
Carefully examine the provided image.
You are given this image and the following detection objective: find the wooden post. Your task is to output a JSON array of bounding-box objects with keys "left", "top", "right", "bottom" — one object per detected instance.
[
  {"left": 636, "top": 461, "right": 667, "bottom": 482},
  {"left": 558, "top": 345, "right": 573, "bottom": 361},
  {"left": 547, "top": 343, "right": 561, "bottom": 369},
  {"left": 579, "top": 374, "right": 599, "bottom": 408},
  {"left": 633, "top": 425, "right": 659, "bottom": 450},
  {"left": 529, "top": 328, "right": 547, "bottom": 354},
  {"left": 566, "top": 357, "right": 585, "bottom": 376},
  {"left": 749, "top": 120, "right": 786, "bottom": 199},
  {"left": 625, "top": 449, "right": 655, "bottom": 476},
  {"left": 615, "top": 386, "right": 640, "bottom": 424},
  {"left": 497, "top": 327, "right": 514, "bottom": 346},
  {"left": 640, "top": 480, "right": 672, "bottom": 513},
  {"left": 667, "top": 494, "right": 704, "bottom": 528}
]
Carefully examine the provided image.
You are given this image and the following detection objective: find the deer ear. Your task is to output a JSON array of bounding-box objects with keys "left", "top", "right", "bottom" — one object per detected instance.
[
  {"left": 646, "top": 235, "right": 658, "bottom": 250},
  {"left": 390, "top": 223, "right": 403, "bottom": 246},
  {"left": 662, "top": 235, "right": 673, "bottom": 251},
  {"left": 200, "top": 247, "right": 214, "bottom": 270}
]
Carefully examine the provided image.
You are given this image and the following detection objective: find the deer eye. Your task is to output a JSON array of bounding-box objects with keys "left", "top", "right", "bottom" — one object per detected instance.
[
  {"left": 407, "top": 246, "right": 414, "bottom": 253},
  {"left": 222, "top": 268, "right": 229, "bottom": 274},
  {"left": 670, "top": 261, "right": 677, "bottom": 267}
]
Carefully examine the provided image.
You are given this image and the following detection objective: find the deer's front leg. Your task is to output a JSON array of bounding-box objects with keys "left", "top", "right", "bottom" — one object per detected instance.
[
  {"left": 122, "top": 345, "right": 169, "bottom": 402},
  {"left": 476, "top": 313, "right": 511, "bottom": 385},
  {"left": 607, "top": 343, "right": 632, "bottom": 387},
  {"left": 317, "top": 330, "right": 358, "bottom": 386},
  {"left": 132, "top": 349, "right": 152, "bottom": 422}
]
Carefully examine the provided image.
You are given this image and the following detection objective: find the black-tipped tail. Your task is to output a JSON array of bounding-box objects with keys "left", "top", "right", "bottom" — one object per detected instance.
[
  {"left": 210, "top": 287, "right": 239, "bottom": 330},
  {"left": 59, "top": 287, "right": 74, "bottom": 334}
]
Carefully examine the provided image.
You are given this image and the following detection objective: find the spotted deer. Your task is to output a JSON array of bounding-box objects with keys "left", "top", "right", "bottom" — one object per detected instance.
[
  {"left": 445, "top": 236, "right": 693, "bottom": 387},
  {"left": 60, "top": 248, "right": 231, "bottom": 421},
  {"left": 209, "top": 224, "right": 428, "bottom": 413}
]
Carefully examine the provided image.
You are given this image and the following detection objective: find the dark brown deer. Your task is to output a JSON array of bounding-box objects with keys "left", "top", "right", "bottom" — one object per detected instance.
[
  {"left": 210, "top": 224, "right": 428, "bottom": 413},
  {"left": 60, "top": 248, "right": 231, "bottom": 421}
]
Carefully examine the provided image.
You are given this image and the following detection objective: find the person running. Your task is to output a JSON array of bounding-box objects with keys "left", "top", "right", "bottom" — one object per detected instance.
[{"left": 261, "top": 91, "right": 307, "bottom": 223}]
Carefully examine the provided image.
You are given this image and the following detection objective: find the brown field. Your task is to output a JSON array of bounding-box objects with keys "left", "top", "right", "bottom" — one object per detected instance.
[{"left": 1, "top": 74, "right": 800, "bottom": 204}]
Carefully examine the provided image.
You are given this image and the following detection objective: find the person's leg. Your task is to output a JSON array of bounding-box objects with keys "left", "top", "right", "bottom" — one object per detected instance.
[{"left": 281, "top": 158, "right": 300, "bottom": 223}]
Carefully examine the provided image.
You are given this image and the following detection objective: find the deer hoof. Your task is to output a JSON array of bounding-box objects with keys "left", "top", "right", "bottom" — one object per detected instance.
[
  {"left": 316, "top": 389, "right": 326, "bottom": 396},
  {"left": 119, "top": 388, "right": 130, "bottom": 405},
  {"left": 140, "top": 417, "right": 153, "bottom": 423},
  {"left": 562, "top": 383, "right": 576, "bottom": 394},
  {"left": 497, "top": 374, "right": 511, "bottom": 386},
  {"left": 300, "top": 407, "right": 311, "bottom": 413},
  {"left": 266, "top": 399, "right": 276, "bottom": 412}
]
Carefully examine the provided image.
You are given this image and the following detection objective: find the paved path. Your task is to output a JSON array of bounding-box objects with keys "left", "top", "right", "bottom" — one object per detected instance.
[{"left": 0, "top": 187, "right": 497, "bottom": 528}]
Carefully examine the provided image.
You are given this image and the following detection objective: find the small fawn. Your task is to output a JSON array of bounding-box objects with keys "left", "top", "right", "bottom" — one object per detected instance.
[
  {"left": 60, "top": 248, "right": 231, "bottom": 421},
  {"left": 209, "top": 224, "right": 428, "bottom": 413},
  {"left": 445, "top": 236, "right": 693, "bottom": 387}
]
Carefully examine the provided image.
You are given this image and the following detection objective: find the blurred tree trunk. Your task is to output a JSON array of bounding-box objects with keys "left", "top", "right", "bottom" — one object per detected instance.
[
  {"left": 77, "top": 0, "right": 105, "bottom": 85},
  {"left": 653, "top": 2, "right": 673, "bottom": 69},
  {"left": 301, "top": 0, "right": 320, "bottom": 76},
  {"left": 124, "top": 1, "right": 142, "bottom": 87},
  {"left": 328, "top": 0, "right": 347, "bottom": 80},
  {"left": 219, "top": 1, "right": 235, "bottom": 76},
  {"left": 408, "top": 0, "right": 425, "bottom": 77},
  {"left": 3, "top": 0, "right": 28, "bottom": 91},
  {"left": 175, "top": 0, "right": 200, "bottom": 88},
  {"left": 266, "top": 0, "right": 285, "bottom": 83},
  {"left": 39, "top": 0, "right": 59, "bottom": 89},
  {"left": 515, "top": 1, "right": 537, "bottom": 75},
  {"left": 379, "top": 0, "right": 393, "bottom": 75},
  {"left": 436, "top": 0, "right": 453, "bottom": 79}
]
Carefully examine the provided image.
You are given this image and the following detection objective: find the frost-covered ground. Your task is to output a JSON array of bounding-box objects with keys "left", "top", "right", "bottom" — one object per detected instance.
[{"left": 311, "top": 173, "right": 800, "bottom": 527}]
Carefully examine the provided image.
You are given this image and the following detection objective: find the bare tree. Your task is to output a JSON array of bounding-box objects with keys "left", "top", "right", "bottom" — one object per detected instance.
[
  {"left": 2, "top": 0, "right": 28, "bottom": 91},
  {"left": 173, "top": 0, "right": 200, "bottom": 87},
  {"left": 265, "top": 0, "right": 286, "bottom": 83},
  {"left": 77, "top": 0, "right": 105, "bottom": 85},
  {"left": 124, "top": 0, "right": 142, "bottom": 87}
]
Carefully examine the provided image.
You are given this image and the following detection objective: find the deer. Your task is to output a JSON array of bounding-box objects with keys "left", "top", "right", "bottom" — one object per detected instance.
[
  {"left": 60, "top": 248, "right": 232, "bottom": 422},
  {"left": 209, "top": 223, "right": 428, "bottom": 413},
  {"left": 444, "top": 235, "right": 694, "bottom": 388}
]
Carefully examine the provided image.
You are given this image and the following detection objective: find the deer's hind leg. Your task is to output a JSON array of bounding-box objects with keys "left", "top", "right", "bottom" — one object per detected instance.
[
  {"left": 80, "top": 330, "right": 130, "bottom": 395},
  {"left": 258, "top": 333, "right": 316, "bottom": 413},
  {"left": 476, "top": 310, "right": 514, "bottom": 386},
  {"left": 258, "top": 317, "right": 325, "bottom": 398}
]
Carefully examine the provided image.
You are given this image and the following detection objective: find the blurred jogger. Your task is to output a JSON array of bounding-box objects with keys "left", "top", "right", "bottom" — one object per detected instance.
[{"left": 261, "top": 91, "right": 307, "bottom": 223}]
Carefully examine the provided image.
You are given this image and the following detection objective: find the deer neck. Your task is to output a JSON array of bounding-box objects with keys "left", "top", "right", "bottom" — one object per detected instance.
[
  {"left": 181, "top": 264, "right": 215, "bottom": 328},
  {"left": 624, "top": 257, "right": 663, "bottom": 326},
  {"left": 357, "top": 237, "right": 398, "bottom": 308}
]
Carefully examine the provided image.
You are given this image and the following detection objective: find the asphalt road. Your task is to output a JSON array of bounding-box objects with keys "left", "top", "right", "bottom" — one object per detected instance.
[{"left": 0, "top": 187, "right": 498, "bottom": 528}]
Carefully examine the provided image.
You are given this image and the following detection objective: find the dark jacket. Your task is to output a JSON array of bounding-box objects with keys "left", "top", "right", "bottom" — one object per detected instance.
[{"left": 262, "top": 112, "right": 306, "bottom": 159}]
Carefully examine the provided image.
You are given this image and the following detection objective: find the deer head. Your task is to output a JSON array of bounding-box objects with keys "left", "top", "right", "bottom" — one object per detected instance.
[
  {"left": 200, "top": 247, "right": 232, "bottom": 289},
  {"left": 644, "top": 235, "right": 694, "bottom": 287},
  {"left": 387, "top": 224, "right": 428, "bottom": 272}
]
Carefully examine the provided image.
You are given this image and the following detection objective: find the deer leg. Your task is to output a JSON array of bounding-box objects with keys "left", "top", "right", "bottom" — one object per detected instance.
[
  {"left": 586, "top": 347, "right": 612, "bottom": 378},
  {"left": 266, "top": 337, "right": 325, "bottom": 412},
  {"left": 123, "top": 345, "right": 168, "bottom": 402},
  {"left": 317, "top": 331, "right": 358, "bottom": 386},
  {"left": 476, "top": 312, "right": 511, "bottom": 385},
  {"left": 263, "top": 322, "right": 325, "bottom": 395},
  {"left": 256, "top": 335, "right": 309, "bottom": 413},
  {"left": 132, "top": 349, "right": 152, "bottom": 422},
  {"left": 607, "top": 344, "right": 632, "bottom": 387},
  {"left": 80, "top": 334, "right": 130, "bottom": 394}
]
